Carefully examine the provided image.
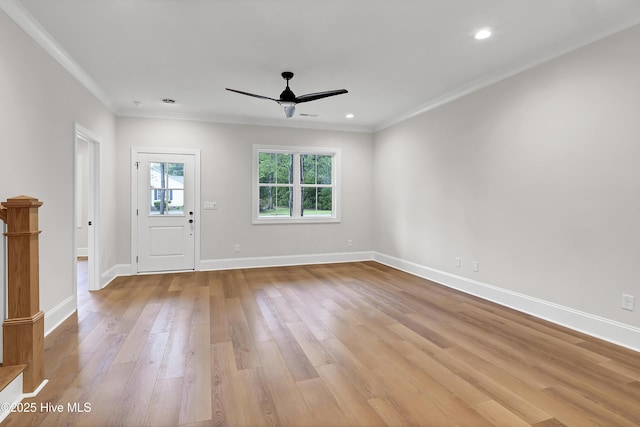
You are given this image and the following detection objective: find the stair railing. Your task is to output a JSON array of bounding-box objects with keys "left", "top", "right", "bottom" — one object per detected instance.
[{"left": 0, "top": 196, "right": 45, "bottom": 393}]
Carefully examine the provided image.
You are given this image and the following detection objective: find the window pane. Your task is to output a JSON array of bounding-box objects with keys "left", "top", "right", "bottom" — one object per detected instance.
[
  {"left": 166, "top": 163, "right": 184, "bottom": 189},
  {"left": 276, "top": 153, "right": 293, "bottom": 184},
  {"left": 301, "top": 187, "right": 332, "bottom": 217},
  {"left": 317, "top": 155, "right": 332, "bottom": 185},
  {"left": 301, "top": 154, "right": 332, "bottom": 185},
  {"left": 258, "top": 152, "right": 276, "bottom": 184},
  {"left": 301, "top": 154, "right": 316, "bottom": 184},
  {"left": 318, "top": 187, "right": 332, "bottom": 213},
  {"left": 302, "top": 187, "right": 317, "bottom": 215},
  {"left": 259, "top": 152, "right": 293, "bottom": 184},
  {"left": 166, "top": 189, "right": 184, "bottom": 215},
  {"left": 150, "top": 188, "right": 166, "bottom": 215},
  {"left": 259, "top": 186, "right": 292, "bottom": 217},
  {"left": 150, "top": 162, "right": 164, "bottom": 189},
  {"left": 149, "top": 162, "right": 185, "bottom": 215}
]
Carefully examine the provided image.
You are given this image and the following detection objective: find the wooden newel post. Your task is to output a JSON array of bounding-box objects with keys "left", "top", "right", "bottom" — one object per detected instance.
[{"left": 1, "top": 195, "right": 45, "bottom": 393}]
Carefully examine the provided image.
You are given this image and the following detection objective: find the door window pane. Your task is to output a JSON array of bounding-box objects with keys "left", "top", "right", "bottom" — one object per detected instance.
[{"left": 150, "top": 162, "right": 185, "bottom": 215}]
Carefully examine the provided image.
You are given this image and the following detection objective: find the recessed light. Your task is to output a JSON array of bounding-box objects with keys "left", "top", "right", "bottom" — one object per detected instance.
[
  {"left": 474, "top": 28, "right": 493, "bottom": 40},
  {"left": 162, "top": 98, "right": 176, "bottom": 104},
  {"left": 345, "top": 113, "right": 355, "bottom": 119}
]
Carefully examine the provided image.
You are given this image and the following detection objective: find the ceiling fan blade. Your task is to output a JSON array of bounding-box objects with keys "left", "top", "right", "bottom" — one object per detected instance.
[
  {"left": 295, "top": 89, "right": 348, "bottom": 104},
  {"left": 225, "top": 88, "right": 278, "bottom": 102}
]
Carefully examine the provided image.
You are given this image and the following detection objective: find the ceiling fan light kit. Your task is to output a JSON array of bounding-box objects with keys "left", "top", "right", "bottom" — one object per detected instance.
[{"left": 226, "top": 71, "right": 348, "bottom": 118}]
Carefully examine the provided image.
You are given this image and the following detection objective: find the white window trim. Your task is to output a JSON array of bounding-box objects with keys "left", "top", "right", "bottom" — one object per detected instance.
[{"left": 252, "top": 144, "right": 341, "bottom": 224}]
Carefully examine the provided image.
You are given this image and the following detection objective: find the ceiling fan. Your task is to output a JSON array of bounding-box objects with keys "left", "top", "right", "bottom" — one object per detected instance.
[{"left": 226, "top": 71, "right": 348, "bottom": 118}]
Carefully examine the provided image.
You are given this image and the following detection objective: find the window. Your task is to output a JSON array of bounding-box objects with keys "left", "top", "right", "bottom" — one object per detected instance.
[
  {"left": 254, "top": 145, "right": 340, "bottom": 223},
  {"left": 149, "top": 162, "right": 185, "bottom": 215}
]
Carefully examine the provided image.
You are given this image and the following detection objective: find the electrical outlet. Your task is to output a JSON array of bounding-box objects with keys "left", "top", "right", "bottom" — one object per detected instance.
[
  {"left": 347, "top": 239, "right": 353, "bottom": 247},
  {"left": 455, "top": 257, "right": 461, "bottom": 268},
  {"left": 622, "top": 294, "right": 635, "bottom": 311},
  {"left": 234, "top": 244, "right": 240, "bottom": 252},
  {"left": 472, "top": 260, "right": 479, "bottom": 272}
]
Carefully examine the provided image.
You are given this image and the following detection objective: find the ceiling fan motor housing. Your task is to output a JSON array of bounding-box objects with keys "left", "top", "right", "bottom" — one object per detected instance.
[
  {"left": 279, "top": 87, "right": 296, "bottom": 102},
  {"left": 279, "top": 71, "right": 296, "bottom": 102}
]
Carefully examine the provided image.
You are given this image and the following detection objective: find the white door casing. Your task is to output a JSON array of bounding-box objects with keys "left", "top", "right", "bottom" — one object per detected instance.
[{"left": 132, "top": 149, "right": 200, "bottom": 273}]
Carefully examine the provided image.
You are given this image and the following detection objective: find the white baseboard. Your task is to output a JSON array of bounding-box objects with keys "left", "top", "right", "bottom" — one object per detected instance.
[
  {"left": 0, "top": 377, "right": 48, "bottom": 424},
  {"left": 44, "top": 295, "right": 76, "bottom": 336},
  {"left": 199, "top": 251, "right": 375, "bottom": 271},
  {"left": 374, "top": 252, "right": 640, "bottom": 353},
  {"left": 71, "top": 253, "right": 640, "bottom": 352},
  {"left": 0, "top": 372, "right": 22, "bottom": 424},
  {"left": 95, "top": 252, "right": 373, "bottom": 286},
  {"left": 100, "top": 263, "right": 132, "bottom": 289},
  {"left": 76, "top": 247, "right": 88, "bottom": 258}
]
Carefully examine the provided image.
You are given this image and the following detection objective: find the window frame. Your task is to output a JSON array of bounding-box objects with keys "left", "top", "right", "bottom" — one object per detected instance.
[{"left": 253, "top": 145, "right": 340, "bottom": 224}]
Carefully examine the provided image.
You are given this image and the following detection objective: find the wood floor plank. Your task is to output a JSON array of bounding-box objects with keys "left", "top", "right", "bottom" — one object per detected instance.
[
  {"left": 296, "top": 377, "right": 351, "bottom": 426},
  {"left": 5, "top": 261, "right": 640, "bottom": 427},
  {"left": 226, "top": 297, "right": 262, "bottom": 370},
  {"left": 210, "top": 341, "right": 237, "bottom": 427},
  {"left": 254, "top": 340, "right": 314, "bottom": 427},
  {"left": 73, "top": 361, "right": 137, "bottom": 426},
  {"left": 157, "top": 306, "right": 192, "bottom": 380},
  {"left": 367, "top": 397, "right": 413, "bottom": 427},
  {"left": 270, "top": 326, "right": 319, "bottom": 382},
  {"left": 475, "top": 400, "right": 531, "bottom": 427},
  {"left": 112, "top": 302, "right": 163, "bottom": 364},
  {"left": 439, "top": 347, "right": 554, "bottom": 425},
  {"left": 316, "top": 363, "right": 387, "bottom": 427},
  {"left": 209, "top": 279, "right": 230, "bottom": 344},
  {"left": 143, "top": 377, "right": 183, "bottom": 427},
  {"left": 286, "top": 321, "right": 333, "bottom": 367},
  {"left": 320, "top": 337, "right": 390, "bottom": 400},
  {"left": 237, "top": 367, "right": 281, "bottom": 427},
  {"left": 235, "top": 271, "right": 273, "bottom": 343},
  {"left": 113, "top": 331, "right": 170, "bottom": 426},
  {"left": 179, "top": 322, "right": 213, "bottom": 425}
]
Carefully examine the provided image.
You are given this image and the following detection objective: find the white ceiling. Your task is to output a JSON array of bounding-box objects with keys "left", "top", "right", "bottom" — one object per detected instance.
[{"left": 5, "top": 0, "right": 640, "bottom": 132}]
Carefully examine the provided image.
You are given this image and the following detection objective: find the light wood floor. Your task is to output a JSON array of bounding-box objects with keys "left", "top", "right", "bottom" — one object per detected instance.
[{"left": 4, "top": 261, "right": 640, "bottom": 426}]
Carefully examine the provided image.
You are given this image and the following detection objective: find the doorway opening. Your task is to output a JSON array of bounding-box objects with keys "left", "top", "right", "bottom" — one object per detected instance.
[{"left": 74, "top": 124, "right": 101, "bottom": 296}]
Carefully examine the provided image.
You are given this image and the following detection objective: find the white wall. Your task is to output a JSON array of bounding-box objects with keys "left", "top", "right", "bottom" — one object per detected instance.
[
  {"left": 116, "top": 118, "right": 374, "bottom": 267},
  {"left": 374, "top": 24, "right": 640, "bottom": 331},
  {"left": 0, "top": 9, "right": 118, "bottom": 332}
]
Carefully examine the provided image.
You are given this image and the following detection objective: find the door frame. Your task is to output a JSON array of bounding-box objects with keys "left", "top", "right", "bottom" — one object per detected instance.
[
  {"left": 131, "top": 147, "right": 201, "bottom": 274},
  {"left": 74, "top": 123, "right": 101, "bottom": 292}
]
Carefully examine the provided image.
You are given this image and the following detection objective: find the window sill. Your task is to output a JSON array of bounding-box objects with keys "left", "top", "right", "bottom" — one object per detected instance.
[{"left": 253, "top": 217, "right": 341, "bottom": 225}]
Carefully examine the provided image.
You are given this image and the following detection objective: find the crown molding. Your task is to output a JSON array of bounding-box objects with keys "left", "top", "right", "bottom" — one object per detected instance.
[
  {"left": 0, "top": 0, "right": 115, "bottom": 112},
  {"left": 374, "top": 15, "right": 640, "bottom": 132}
]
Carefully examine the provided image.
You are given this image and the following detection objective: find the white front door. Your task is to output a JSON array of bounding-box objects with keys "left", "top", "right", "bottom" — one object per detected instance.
[{"left": 136, "top": 152, "right": 196, "bottom": 272}]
